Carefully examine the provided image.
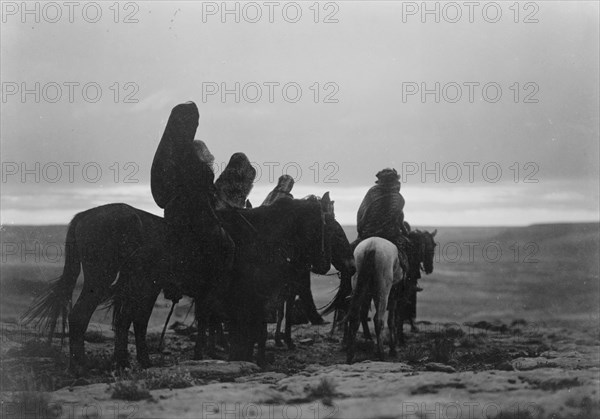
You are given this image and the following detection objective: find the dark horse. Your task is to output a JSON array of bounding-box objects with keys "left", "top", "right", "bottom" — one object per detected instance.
[
  {"left": 22, "top": 197, "right": 341, "bottom": 368},
  {"left": 273, "top": 193, "right": 356, "bottom": 349},
  {"left": 218, "top": 197, "right": 336, "bottom": 365},
  {"left": 22, "top": 204, "right": 170, "bottom": 370}
]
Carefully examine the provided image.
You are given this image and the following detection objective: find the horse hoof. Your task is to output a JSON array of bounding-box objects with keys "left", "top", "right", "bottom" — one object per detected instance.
[{"left": 275, "top": 341, "right": 284, "bottom": 348}]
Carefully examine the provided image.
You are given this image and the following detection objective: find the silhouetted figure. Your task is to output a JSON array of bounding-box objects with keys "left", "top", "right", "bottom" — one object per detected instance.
[
  {"left": 214, "top": 153, "right": 256, "bottom": 210},
  {"left": 150, "top": 102, "right": 234, "bottom": 308},
  {"left": 262, "top": 174, "right": 294, "bottom": 206},
  {"left": 353, "top": 168, "right": 410, "bottom": 270}
]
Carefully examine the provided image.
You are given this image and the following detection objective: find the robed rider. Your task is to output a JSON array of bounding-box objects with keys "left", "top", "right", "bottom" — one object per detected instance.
[
  {"left": 353, "top": 168, "right": 410, "bottom": 269},
  {"left": 262, "top": 174, "right": 295, "bottom": 206},
  {"left": 150, "top": 102, "right": 234, "bottom": 305},
  {"left": 214, "top": 152, "right": 256, "bottom": 210}
]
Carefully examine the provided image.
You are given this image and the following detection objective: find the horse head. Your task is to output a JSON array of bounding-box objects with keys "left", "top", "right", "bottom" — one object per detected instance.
[
  {"left": 319, "top": 192, "right": 356, "bottom": 278},
  {"left": 297, "top": 196, "right": 333, "bottom": 275},
  {"left": 410, "top": 229, "right": 437, "bottom": 275}
]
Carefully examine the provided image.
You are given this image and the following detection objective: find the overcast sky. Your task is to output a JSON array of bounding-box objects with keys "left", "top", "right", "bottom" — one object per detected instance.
[{"left": 1, "top": 1, "right": 598, "bottom": 225}]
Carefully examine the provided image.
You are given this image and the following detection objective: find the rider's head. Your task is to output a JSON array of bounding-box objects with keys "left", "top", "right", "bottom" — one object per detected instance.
[{"left": 375, "top": 168, "right": 400, "bottom": 189}]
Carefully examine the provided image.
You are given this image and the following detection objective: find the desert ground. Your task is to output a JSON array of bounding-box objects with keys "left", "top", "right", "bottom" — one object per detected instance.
[{"left": 1, "top": 222, "right": 598, "bottom": 418}]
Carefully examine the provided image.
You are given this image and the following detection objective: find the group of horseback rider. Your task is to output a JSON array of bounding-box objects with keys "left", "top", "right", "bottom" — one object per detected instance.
[{"left": 150, "top": 102, "right": 420, "bottom": 327}]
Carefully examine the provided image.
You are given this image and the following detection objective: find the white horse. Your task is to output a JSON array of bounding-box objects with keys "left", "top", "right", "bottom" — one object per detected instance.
[{"left": 345, "top": 237, "right": 405, "bottom": 363}]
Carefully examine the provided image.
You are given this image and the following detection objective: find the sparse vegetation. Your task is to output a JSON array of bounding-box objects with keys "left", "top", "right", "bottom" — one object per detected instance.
[
  {"left": 110, "top": 378, "right": 152, "bottom": 401},
  {"left": 133, "top": 369, "right": 197, "bottom": 390},
  {"left": 428, "top": 336, "right": 456, "bottom": 363},
  {"left": 403, "top": 344, "right": 427, "bottom": 363},
  {"left": 306, "top": 377, "right": 338, "bottom": 405}
]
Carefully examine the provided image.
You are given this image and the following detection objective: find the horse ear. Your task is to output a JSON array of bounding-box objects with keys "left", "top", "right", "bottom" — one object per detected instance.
[
  {"left": 432, "top": 229, "right": 437, "bottom": 237},
  {"left": 322, "top": 192, "right": 331, "bottom": 206}
]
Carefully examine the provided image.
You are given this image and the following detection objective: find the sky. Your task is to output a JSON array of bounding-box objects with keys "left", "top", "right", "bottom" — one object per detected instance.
[{"left": 1, "top": 1, "right": 599, "bottom": 226}]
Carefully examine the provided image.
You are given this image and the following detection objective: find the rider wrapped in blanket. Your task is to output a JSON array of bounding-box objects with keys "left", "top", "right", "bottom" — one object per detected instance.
[
  {"left": 151, "top": 102, "right": 234, "bottom": 309},
  {"left": 214, "top": 153, "right": 256, "bottom": 210},
  {"left": 262, "top": 174, "right": 327, "bottom": 325},
  {"left": 261, "top": 174, "right": 295, "bottom": 206},
  {"left": 353, "top": 168, "right": 410, "bottom": 271}
]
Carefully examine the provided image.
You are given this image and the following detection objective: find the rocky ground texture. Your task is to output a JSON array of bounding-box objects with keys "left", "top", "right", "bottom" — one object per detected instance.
[{"left": 1, "top": 319, "right": 599, "bottom": 418}]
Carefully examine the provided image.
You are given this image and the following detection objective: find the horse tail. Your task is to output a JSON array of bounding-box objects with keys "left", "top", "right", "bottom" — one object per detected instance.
[
  {"left": 343, "top": 249, "right": 375, "bottom": 323},
  {"left": 21, "top": 213, "right": 82, "bottom": 342}
]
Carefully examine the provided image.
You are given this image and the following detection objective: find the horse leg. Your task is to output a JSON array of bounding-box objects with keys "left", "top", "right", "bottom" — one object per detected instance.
[
  {"left": 330, "top": 310, "right": 338, "bottom": 336},
  {"left": 409, "top": 289, "right": 419, "bottom": 333},
  {"left": 346, "top": 305, "right": 361, "bottom": 364},
  {"left": 256, "top": 321, "right": 268, "bottom": 367},
  {"left": 207, "top": 314, "right": 220, "bottom": 358},
  {"left": 194, "top": 302, "right": 208, "bottom": 360},
  {"left": 373, "top": 304, "right": 385, "bottom": 361},
  {"left": 298, "top": 272, "right": 323, "bottom": 325},
  {"left": 114, "top": 303, "right": 134, "bottom": 369},
  {"left": 275, "top": 296, "right": 284, "bottom": 347},
  {"left": 387, "top": 296, "right": 397, "bottom": 357},
  {"left": 68, "top": 278, "right": 107, "bottom": 372},
  {"left": 133, "top": 287, "right": 160, "bottom": 368},
  {"left": 216, "top": 319, "right": 227, "bottom": 350},
  {"left": 284, "top": 295, "right": 296, "bottom": 349},
  {"left": 361, "top": 299, "right": 373, "bottom": 341}
]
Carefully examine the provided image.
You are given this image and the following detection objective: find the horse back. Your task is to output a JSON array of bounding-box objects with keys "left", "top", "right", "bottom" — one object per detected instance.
[{"left": 71, "top": 203, "right": 152, "bottom": 270}]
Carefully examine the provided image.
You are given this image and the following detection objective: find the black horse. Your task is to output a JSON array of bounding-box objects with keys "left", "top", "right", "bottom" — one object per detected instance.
[
  {"left": 218, "top": 197, "right": 337, "bottom": 365},
  {"left": 273, "top": 194, "right": 356, "bottom": 349},
  {"left": 22, "top": 197, "right": 343, "bottom": 369},
  {"left": 22, "top": 204, "right": 171, "bottom": 371}
]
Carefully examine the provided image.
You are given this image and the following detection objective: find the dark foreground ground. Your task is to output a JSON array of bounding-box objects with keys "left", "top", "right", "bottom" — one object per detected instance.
[{"left": 1, "top": 222, "right": 598, "bottom": 418}]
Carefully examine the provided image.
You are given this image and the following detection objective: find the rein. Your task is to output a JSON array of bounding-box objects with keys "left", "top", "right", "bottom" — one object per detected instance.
[{"left": 235, "top": 210, "right": 258, "bottom": 234}]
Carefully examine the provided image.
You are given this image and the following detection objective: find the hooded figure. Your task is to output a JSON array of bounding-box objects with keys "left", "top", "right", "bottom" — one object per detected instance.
[
  {"left": 150, "top": 102, "right": 233, "bottom": 306},
  {"left": 356, "top": 168, "right": 408, "bottom": 240},
  {"left": 151, "top": 102, "right": 216, "bottom": 216},
  {"left": 353, "top": 168, "right": 409, "bottom": 269},
  {"left": 262, "top": 175, "right": 295, "bottom": 206},
  {"left": 214, "top": 153, "right": 256, "bottom": 210}
]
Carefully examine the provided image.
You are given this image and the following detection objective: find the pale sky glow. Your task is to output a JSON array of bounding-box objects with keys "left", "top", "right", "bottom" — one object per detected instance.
[
  {"left": 1, "top": 179, "right": 597, "bottom": 226},
  {"left": 1, "top": 1, "right": 599, "bottom": 226}
]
